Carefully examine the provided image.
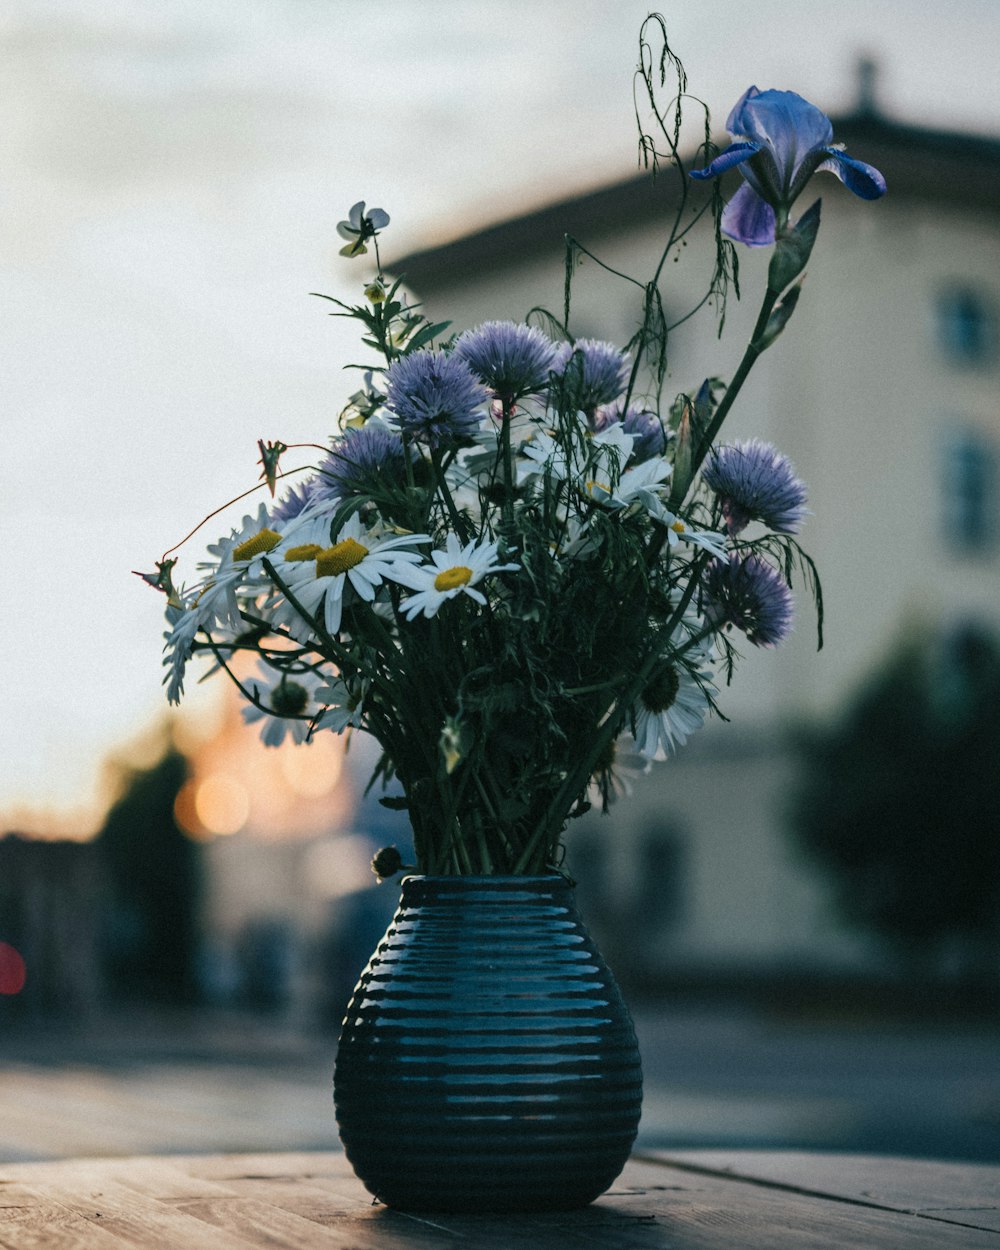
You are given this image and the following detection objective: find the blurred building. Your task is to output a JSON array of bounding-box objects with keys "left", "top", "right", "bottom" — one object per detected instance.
[
  {"left": 0, "top": 835, "right": 104, "bottom": 1019},
  {"left": 386, "top": 94, "right": 1000, "bottom": 987}
]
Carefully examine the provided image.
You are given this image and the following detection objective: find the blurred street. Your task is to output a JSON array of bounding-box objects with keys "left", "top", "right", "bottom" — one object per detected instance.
[{"left": 2, "top": 1001, "right": 998, "bottom": 1165}]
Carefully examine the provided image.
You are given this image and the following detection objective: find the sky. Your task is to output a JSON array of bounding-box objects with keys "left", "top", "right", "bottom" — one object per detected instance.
[{"left": 4, "top": 0, "right": 1000, "bottom": 832}]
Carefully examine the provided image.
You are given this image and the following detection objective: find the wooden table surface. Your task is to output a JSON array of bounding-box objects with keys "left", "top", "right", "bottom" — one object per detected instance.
[{"left": 1, "top": 1148, "right": 998, "bottom": 1248}]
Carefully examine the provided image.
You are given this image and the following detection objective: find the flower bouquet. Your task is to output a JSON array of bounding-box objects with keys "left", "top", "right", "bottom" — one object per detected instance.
[{"left": 147, "top": 21, "right": 885, "bottom": 882}]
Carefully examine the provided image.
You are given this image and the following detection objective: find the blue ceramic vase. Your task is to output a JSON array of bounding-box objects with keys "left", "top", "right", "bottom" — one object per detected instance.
[{"left": 333, "top": 874, "right": 642, "bottom": 1212}]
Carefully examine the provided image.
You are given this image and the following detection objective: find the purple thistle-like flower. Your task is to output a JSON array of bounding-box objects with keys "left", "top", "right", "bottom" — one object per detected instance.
[
  {"left": 315, "top": 422, "right": 409, "bottom": 500},
  {"left": 383, "top": 349, "right": 489, "bottom": 449},
  {"left": 702, "top": 439, "right": 807, "bottom": 536},
  {"left": 690, "top": 87, "right": 886, "bottom": 246},
  {"left": 594, "top": 400, "right": 669, "bottom": 464},
  {"left": 271, "top": 477, "right": 317, "bottom": 523},
  {"left": 454, "top": 320, "right": 558, "bottom": 405},
  {"left": 551, "top": 338, "right": 631, "bottom": 414},
  {"left": 704, "top": 554, "right": 794, "bottom": 648}
]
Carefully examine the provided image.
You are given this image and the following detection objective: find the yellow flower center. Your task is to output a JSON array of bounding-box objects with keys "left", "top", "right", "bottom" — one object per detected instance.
[
  {"left": 585, "top": 479, "right": 611, "bottom": 498},
  {"left": 285, "top": 543, "right": 323, "bottom": 562},
  {"left": 434, "top": 565, "right": 473, "bottom": 592},
  {"left": 232, "top": 528, "right": 281, "bottom": 562},
  {"left": 316, "top": 537, "right": 368, "bottom": 577},
  {"left": 670, "top": 519, "right": 686, "bottom": 534}
]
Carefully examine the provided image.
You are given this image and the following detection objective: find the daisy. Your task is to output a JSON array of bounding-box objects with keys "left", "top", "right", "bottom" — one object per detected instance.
[
  {"left": 588, "top": 737, "right": 647, "bottom": 811},
  {"left": 395, "top": 534, "right": 519, "bottom": 620},
  {"left": 313, "top": 676, "right": 368, "bottom": 735},
  {"left": 520, "top": 418, "right": 633, "bottom": 491},
  {"left": 191, "top": 503, "right": 276, "bottom": 631},
  {"left": 630, "top": 659, "right": 715, "bottom": 761},
  {"left": 161, "top": 602, "right": 202, "bottom": 706},
  {"left": 584, "top": 454, "right": 671, "bottom": 515},
  {"left": 594, "top": 401, "right": 670, "bottom": 464},
  {"left": 277, "top": 513, "right": 429, "bottom": 638},
  {"left": 241, "top": 662, "right": 323, "bottom": 747},
  {"left": 658, "top": 511, "right": 729, "bottom": 559}
]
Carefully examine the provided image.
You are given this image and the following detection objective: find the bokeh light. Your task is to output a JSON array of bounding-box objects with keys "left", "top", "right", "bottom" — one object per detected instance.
[
  {"left": 0, "top": 942, "right": 27, "bottom": 995},
  {"left": 174, "top": 773, "right": 249, "bottom": 839}
]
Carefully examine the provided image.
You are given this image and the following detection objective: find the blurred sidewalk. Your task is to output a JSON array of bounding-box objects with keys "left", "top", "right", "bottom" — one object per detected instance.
[{"left": 2, "top": 1001, "right": 999, "bottom": 1164}]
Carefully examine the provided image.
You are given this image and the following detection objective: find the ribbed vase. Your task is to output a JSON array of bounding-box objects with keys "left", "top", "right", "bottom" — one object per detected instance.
[{"left": 333, "top": 874, "right": 642, "bottom": 1212}]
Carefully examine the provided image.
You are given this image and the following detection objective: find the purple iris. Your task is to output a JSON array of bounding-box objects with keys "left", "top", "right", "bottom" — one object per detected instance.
[
  {"left": 691, "top": 87, "right": 886, "bottom": 246},
  {"left": 703, "top": 554, "right": 794, "bottom": 648}
]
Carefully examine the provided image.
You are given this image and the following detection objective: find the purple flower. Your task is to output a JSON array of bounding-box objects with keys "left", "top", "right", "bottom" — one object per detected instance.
[
  {"left": 454, "top": 320, "right": 558, "bottom": 405},
  {"left": 702, "top": 439, "right": 808, "bottom": 536},
  {"left": 551, "top": 339, "right": 631, "bottom": 414},
  {"left": 690, "top": 87, "right": 886, "bottom": 246},
  {"left": 594, "top": 400, "right": 669, "bottom": 464},
  {"left": 336, "top": 200, "right": 390, "bottom": 258},
  {"left": 384, "top": 349, "right": 488, "bottom": 449},
  {"left": 704, "top": 555, "right": 794, "bottom": 648},
  {"left": 271, "top": 478, "right": 317, "bottom": 523},
  {"left": 315, "top": 422, "right": 409, "bottom": 500}
]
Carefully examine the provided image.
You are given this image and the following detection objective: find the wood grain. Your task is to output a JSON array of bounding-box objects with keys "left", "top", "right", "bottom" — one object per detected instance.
[
  {"left": 1, "top": 1151, "right": 999, "bottom": 1249},
  {"left": 650, "top": 1150, "right": 1000, "bottom": 1233}
]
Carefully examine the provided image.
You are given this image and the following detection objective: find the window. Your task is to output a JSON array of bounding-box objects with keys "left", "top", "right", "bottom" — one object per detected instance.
[
  {"left": 936, "top": 287, "right": 998, "bottom": 367},
  {"left": 942, "top": 425, "right": 997, "bottom": 553}
]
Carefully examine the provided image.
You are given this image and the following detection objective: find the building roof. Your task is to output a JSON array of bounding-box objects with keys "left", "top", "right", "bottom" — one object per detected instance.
[{"left": 389, "top": 112, "right": 1000, "bottom": 291}]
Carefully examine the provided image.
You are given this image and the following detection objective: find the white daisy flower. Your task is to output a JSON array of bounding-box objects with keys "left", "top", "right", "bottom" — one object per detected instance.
[
  {"left": 396, "top": 534, "right": 519, "bottom": 620},
  {"left": 659, "top": 511, "right": 729, "bottom": 559},
  {"left": 518, "top": 417, "right": 634, "bottom": 491},
  {"left": 241, "top": 662, "right": 323, "bottom": 748},
  {"left": 275, "top": 513, "right": 429, "bottom": 638},
  {"left": 191, "top": 503, "right": 276, "bottom": 630},
  {"left": 161, "top": 602, "right": 202, "bottom": 706},
  {"left": 584, "top": 453, "right": 672, "bottom": 514},
  {"left": 630, "top": 658, "right": 716, "bottom": 761},
  {"left": 517, "top": 427, "right": 567, "bottom": 484},
  {"left": 313, "top": 676, "right": 368, "bottom": 735}
]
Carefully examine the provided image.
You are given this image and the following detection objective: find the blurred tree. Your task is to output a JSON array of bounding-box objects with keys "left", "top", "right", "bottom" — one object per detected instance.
[
  {"left": 97, "top": 740, "right": 203, "bottom": 1003},
  {"left": 788, "top": 624, "right": 1000, "bottom": 984}
]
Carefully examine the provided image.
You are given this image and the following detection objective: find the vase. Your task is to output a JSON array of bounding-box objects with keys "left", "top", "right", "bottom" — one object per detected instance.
[{"left": 333, "top": 874, "right": 642, "bottom": 1213}]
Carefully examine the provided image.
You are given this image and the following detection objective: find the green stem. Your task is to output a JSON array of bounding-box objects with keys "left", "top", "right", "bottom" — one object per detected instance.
[
  {"left": 430, "top": 446, "right": 468, "bottom": 541},
  {"left": 686, "top": 286, "right": 780, "bottom": 487}
]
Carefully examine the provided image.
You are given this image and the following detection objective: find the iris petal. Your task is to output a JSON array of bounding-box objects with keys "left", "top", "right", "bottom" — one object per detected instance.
[
  {"left": 725, "top": 85, "right": 760, "bottom": 135},
  {"left": 816, "top": 150, "right": 887, "bottom": 200},
  {"left": 721, "top": 183, "right": 777, "bottom": 247},
  {"left": 690, "top": 141, "right": 759, "bottom": 181},
  {"left": 738, "top": 91, "right": 834, "bottom": 171}
]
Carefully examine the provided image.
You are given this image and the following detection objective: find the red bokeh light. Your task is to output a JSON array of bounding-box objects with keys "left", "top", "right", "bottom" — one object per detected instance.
[{"left": 0, "top": 943, "right": 27, "bottom": 995}]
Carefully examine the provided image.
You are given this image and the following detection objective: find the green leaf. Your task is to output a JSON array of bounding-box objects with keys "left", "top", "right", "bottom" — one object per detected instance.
[
  {"left": 756, "top": 282, "right": 803, "bottom": 351},
  {"left": 768, "top": 199, "right": 821, "bottom": 295},
  {"left": 378, "top": 795, "right": 410, "bottom": 811},
  {"left": 402, "top": 320, "right": 452, "bottom": 354}
]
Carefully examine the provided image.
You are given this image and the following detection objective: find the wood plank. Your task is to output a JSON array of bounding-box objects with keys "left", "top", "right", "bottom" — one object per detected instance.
[
  {"left": 0, "top": 1164, "right": 253, "bottom": 1250},
  {"left": 647, "top": 1150, "right": 1000, "bottom": 1233},
  {"left": 2, "top": 1152, "right": 999, "bottom": 1249}
]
